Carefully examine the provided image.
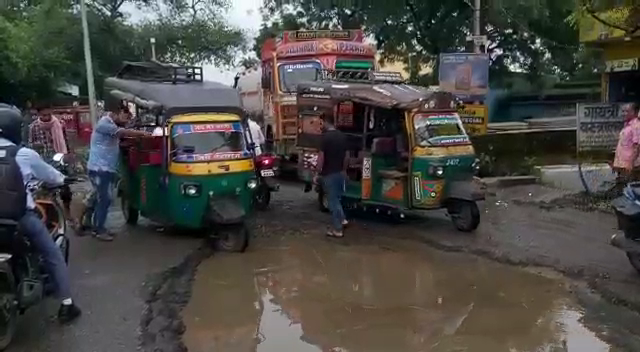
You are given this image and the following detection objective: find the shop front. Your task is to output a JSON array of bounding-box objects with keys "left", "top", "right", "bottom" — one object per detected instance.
[
  {"left": 602, "top": 41, "right": 640, "bottom": 103},
  {"left": 579, "top": 6, "right": 640, "bottom": 103}
]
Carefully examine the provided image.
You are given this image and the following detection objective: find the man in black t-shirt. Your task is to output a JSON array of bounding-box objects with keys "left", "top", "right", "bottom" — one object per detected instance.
[{"left": 314, "top": 113, "right": 349, "bottom": 237}]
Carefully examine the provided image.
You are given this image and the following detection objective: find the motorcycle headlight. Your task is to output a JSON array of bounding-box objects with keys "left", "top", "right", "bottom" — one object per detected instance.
[
  {"left": 247, "top": 179, "right": 258, "bottom": 189},
  {"left": 181, "top": 183, "right": 200, "bottom": 197}
]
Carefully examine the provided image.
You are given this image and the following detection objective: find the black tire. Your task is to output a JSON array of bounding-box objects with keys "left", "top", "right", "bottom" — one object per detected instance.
[
  {"left": 448, "top": 200, "right": 480, "bottom": 232},
  {"left": 0, "top": 263, "right": 17, "bottom": 351},
  {"left": 318, "top": 190, "right": 329, "bottom": 213},
  {"left": 626, "top": 252, "right": 640, "bottom": 275},
  {"left": 254, "top": 186, "right": 271, "bottom": 211},
  {"left": 121, "top": 195, "right": 139, "bottom": 225},
  {"left": 215, "top": 224, "right": 249, "bottom": 253}
]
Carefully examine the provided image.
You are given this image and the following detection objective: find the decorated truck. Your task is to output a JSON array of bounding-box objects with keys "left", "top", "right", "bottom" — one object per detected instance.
[{"left": 236, "top": 29, "right": 376, "bottom": 167}]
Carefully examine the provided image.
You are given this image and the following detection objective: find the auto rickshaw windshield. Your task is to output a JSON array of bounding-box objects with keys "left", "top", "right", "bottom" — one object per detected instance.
[
  {"left": 413, "top": 113, "right": 470, "bottom": 147},
  {"left": 171, "top": 122, "right": 247, "bottom": 161}
]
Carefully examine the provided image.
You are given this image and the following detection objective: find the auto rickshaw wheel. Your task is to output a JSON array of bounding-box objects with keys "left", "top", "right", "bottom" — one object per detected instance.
[
  {"left": 215, "top": 224, "right": 249, "bottom": 253},
  {"left": 318, "top": 190, "right": 329, "bottom": 213},
  {"left": 448, "top": 200, "right": 480, "bottom": 232},
  {"left": 121, "top": 195, "right": 139, "bottom": 225}
]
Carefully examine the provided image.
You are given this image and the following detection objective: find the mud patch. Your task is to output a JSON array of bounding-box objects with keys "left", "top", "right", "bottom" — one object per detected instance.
[
  {"left": 512, "top": 191, "right": 616, "bottom": 214},
  {"left": 183, "top": 235, "right": 614, "bottom": 352},
  {"left": 139, "top": 243, "right": 214, "bottom": 352}
]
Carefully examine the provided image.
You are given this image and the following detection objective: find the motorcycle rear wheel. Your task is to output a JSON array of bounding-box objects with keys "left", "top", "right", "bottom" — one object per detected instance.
[
  {"left": 0, "top": 263, "right": 17, "bottom": 351},
  {"left": 254, "top": 186, "right": 271, "bottom": 211}
]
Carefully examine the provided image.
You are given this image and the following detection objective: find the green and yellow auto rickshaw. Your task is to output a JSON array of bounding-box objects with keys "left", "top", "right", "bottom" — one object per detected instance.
[
  {"left": 103, "top": 62, "right": 257, "bottom": 251},
  {"left": 296, "top": 70, "right": 484, "bottom": 232}
]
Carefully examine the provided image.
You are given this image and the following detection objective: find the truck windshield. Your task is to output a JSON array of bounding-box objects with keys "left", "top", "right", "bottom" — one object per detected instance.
[
  {"left": 413, "top": 114, "right": 470, "bottom": 146},
  {"left": 171, "top": 123, "right": 247, "bottom": 161},
  {"left": 278, "top": 62, "right": 322, "bottom": 93}
]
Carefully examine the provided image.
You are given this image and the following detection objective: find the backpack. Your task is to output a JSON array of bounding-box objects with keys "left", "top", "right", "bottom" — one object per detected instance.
[{"left": 0, "top": 146, "right": 26, "bottom": 221}]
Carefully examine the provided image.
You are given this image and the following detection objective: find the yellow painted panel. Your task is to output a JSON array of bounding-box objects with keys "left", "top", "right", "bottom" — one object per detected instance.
[
  {"left": 603, "top": 41, "right": 640, "bottom": 61},
  {"left": 170, "top": 113, "right": 241, "bottom": 123},
  {"left": 413, "top": 145, "right": 475, "bottom": 157},
  {"left": 169, "top": 159, "right": 254, "bottom": 176}
]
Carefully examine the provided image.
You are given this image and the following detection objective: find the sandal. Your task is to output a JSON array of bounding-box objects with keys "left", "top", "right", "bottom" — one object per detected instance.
[{"left": 326, "top": 230, "right": 344, "bottom": 238}]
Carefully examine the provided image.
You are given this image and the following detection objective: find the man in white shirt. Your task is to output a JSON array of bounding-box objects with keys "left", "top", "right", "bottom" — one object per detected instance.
[{"left": 246, "top": 118, "right": 265, "bottom": 156}]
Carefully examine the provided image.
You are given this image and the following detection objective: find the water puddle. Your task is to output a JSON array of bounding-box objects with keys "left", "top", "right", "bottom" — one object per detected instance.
[{"left": 182, "top": 236, "right": 611, "bottom": 352}]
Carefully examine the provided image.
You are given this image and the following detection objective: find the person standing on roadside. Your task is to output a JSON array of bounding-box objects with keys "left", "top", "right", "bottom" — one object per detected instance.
[
  {"left": 613, "top": 103, "right": 640, "bottom": 181},
  {"left": 28, "top": 108, "right": 75, "bottom": 223},
  {"left": 314, "top": 113, "right": 349, "bottom": 238},
  {"left": 85, "top": 105, "right": 151, "bottom": 241}
]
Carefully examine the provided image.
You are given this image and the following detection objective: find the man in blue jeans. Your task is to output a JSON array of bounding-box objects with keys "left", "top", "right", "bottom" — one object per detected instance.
[
  {"left": 314, "top": 113, "right": 349, "bottom": 237},
  {"left": 85, "top": 105, "right": 150, "bottom": 241},
  {"left": 0, "top": 105, "right": 81, "bottom": 323}
]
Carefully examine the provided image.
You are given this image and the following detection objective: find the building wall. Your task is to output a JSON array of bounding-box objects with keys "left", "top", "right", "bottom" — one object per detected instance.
[{"left": 579, "top": 7, "right": 640, "bottom": 103}]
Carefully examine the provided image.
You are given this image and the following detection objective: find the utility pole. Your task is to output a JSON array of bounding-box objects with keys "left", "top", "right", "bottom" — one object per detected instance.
[
  {"left": 80, "top": 0, "right": 97, "bottom": 126},
  {"left": 150, "top": 37, "right": 157, "bottom": 61},
  {"left": 473, "top": 0, "right": 481, "bottom": 53}
]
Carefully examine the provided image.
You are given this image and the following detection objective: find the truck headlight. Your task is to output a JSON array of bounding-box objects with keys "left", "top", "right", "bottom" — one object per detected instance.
[{"left": 247, "top": 179, "right": 258, "bottom": 189}]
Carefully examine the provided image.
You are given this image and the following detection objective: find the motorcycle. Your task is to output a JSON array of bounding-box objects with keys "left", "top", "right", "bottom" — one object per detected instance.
[
  {"left": 611, "top": 182, "right": 640, "bottom": 274},
  {"left": 254, "top": 153, "right": 279, "bottom": 211},
  {"left": 0, "top": 153, "right": 74, "bottom": 350}
]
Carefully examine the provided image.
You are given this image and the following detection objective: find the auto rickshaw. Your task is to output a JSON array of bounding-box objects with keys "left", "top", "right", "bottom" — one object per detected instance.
[
  {"left": 103, "top": 61, "right": 257, "bottom": 251},
  {"left": 297, "top": 70, "right": 484, "bottom": 232}
]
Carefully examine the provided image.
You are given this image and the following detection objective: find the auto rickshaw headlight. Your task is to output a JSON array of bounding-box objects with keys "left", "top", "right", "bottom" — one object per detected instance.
[
  {"left": 247, "top": 179, "right": 258, "bottom": 190},
  {"left": 429, "top": 165, "right": 444, "bottom": 177},
  {"left": 181, "top": 183, "right": 201, "bottom": 197},
  {"left": 472, "top": 158, "right": 480, "bottom": 172}
]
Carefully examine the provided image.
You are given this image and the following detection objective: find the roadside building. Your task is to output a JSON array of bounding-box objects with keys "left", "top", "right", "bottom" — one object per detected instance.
[{"left": 579, "top": 6, "right": 640, "bottom": 102}]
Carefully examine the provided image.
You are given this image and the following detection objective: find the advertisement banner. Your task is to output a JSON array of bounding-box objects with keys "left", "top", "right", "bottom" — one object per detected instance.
[
  {"left": 457, "top": 104, "right": 488, "bottom": 136},
  {"left": 576, "top": 103, "right": 624, "bottom": 152},
  {"left": 438, "top": 53, "right": 490, "bottom": 101}
]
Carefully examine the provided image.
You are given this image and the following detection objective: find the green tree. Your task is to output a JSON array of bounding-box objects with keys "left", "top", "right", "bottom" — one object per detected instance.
[
  {"left": 257, "top": 0, "right": 598, "bottom": 87},
  {"left": 0, "top": 0, "right": 248, "bottom": 105}
]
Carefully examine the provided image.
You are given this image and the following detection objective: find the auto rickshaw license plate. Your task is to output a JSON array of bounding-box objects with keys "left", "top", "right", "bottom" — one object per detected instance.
[{"left": 261, "top": 169, "right": 275, "bottom": 177}]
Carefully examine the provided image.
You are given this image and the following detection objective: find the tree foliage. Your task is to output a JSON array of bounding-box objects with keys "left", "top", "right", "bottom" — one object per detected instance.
[
  {"left": 0, "top": 0, "right": 247, "bottom": 106},
  {"left": 256, "top": 0, "right": 601, "bottom": 88}
]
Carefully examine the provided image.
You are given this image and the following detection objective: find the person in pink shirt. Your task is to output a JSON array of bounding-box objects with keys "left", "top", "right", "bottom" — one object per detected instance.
[{"left": 613, "top": 103, "right": 640, "bottom": 179}]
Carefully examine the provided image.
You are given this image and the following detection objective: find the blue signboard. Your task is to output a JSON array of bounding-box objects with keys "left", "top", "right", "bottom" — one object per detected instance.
[{"left": 438, "top": 53, "right": 490, "bottom": 102}]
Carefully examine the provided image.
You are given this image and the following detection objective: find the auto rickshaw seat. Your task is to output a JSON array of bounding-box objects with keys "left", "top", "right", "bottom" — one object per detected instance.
[{"left": 125, "top": 136, "right": 164, "bottom": 168}]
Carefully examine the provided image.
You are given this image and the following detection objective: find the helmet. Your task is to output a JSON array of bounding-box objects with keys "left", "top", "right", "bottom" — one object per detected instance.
[{"left": 0, "top": 104, "right": 23, "bottom": 145}]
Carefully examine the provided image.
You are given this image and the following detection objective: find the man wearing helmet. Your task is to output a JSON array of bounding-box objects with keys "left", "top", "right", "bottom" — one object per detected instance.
[{"left": 0, "top": 104, "right": 81, "bottom": 324}]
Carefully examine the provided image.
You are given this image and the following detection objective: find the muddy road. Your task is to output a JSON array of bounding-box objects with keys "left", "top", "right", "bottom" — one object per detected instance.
[
  {"left": 179, "top": 182, "right": 640, "bottom": 352},
  {"left": 5, "top": 181, "right": 640, "bottom": 351},
  {"left": 184, "top": 236, "right": 613, "bottom": 352}
]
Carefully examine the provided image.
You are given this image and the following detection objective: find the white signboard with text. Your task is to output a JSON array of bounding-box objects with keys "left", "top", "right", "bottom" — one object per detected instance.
[{"left": 577, "top": 103, "right": 624, "bottom": 152}]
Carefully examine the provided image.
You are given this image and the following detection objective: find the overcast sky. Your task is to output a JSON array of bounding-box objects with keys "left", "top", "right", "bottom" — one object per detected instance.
[
  {"left": 124, "top": 0, "right": 263, "bottom": 86},
  {"left": 204, "top": 0, "right": 262, "bottom": 85}
]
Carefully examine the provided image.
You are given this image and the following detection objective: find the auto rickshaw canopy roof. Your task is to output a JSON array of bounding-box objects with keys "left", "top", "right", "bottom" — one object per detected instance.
[
  {"left": 104, "top": 61, "right": 243, "bottom": 117},
  {"left": 296, "top": 70, "right": 460, "bottom": 111}
]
